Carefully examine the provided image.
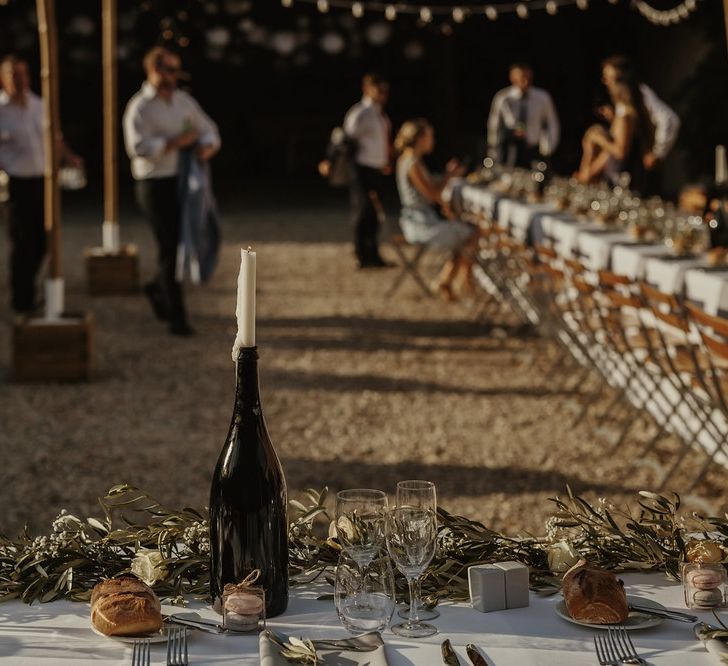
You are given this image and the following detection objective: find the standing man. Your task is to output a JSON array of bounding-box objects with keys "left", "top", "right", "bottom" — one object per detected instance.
[
  {"left": 487, "top": 63, "right": 560, "bottom": 168},
  {"left": 123, "top": 47, "right": 220, "bottom": 336},
  {"left": 0, "top": 55, "right": 81, "bottom": 314},
  {"left": 601, "top": 55, "right": 680, "bottom": 193},
  {"left": 343, "top": 72, "right": 391, "bottom": 269}
]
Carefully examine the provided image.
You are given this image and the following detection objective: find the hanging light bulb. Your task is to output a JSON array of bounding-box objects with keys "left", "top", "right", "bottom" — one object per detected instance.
[
  {"left": 684, "top": 0, "right": 696, "bottom": 10},
  {"left": 352, "top": 2, "right": 364, "bottom": 17},
  {"left": 317, "top": 0, "right": 329, "bottom": 13},
  {"left": 452, "top": 6, "right": 466, "bottom": 22},
  {"left": 281, "top": 0, "right": 293, "bottom": 7},
  {"left": 546, "top": 1, "right": 558, "bottom": 15},
  {"left": 676, "top": 4, "right": 688, "bottom": 17},
  {"left": 385, "top": 4, "right": 397, "bottom": 20},
  {"left": 484, "top": 5, "right": 498, "bottom": 19},
  {"left": 607, "top": 0, "right": 619, "bottom": 5},
  {"left": 576, "top": 0, "right": 589, "bottom": 10},
  {"left": 419, "top": 6, "right": 432, "bottom": 22},
  {"left": 516, "top": 3, "right": 529, "bottom": 18}
]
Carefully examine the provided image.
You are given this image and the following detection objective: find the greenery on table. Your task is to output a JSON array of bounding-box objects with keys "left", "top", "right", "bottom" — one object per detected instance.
[{"left": 1, "top": 485, "right": 726, "bottom": 606}]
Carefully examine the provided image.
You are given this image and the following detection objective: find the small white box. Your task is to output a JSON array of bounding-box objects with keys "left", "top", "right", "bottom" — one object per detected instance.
[
  {"left": 468, "top": 564, "right": 506, "bottom": 612},
  {"left": 495, "top": 561, "right": 530, "bottom": 609}
]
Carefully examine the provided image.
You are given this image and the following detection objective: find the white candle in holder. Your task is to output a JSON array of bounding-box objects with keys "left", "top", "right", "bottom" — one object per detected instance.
[
  {"left": 233, "top": 247, "right": 256, "bottom": 360},
  {"left": 716, "top": 145, "right": 727, "bottom": 185}
]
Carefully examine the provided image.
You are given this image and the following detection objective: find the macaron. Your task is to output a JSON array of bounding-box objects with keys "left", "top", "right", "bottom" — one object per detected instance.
[
  {"left": 225, "top": 592, "right": 265, "bottom": 616},
  {"left": 687, "top": 568, "right": 725, "bottom": 590},
  {"left": 224, "top": 611, "right": 259, "bottom": 631},
  {"left": 692, "top": 588, "right": 723, "bottom": 607}
]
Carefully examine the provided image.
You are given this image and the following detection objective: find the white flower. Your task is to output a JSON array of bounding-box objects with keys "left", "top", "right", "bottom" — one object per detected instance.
[
  {"left": 131, "top": 549, "right": 168, "bottom": 586},
  {"left": 547, "top": 541, "right": 580, "bottom": 573}
]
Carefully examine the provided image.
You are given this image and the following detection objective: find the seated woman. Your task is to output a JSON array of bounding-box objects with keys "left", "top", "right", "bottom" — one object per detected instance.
[
  {"left": 577, "top": 75, "right": 655, "bottom": 193},
  {"left": 394, "top": 119, "right": 477, "bottom": 300}
]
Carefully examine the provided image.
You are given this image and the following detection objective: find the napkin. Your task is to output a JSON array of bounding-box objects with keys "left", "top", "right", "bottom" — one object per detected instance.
[
  {"left": 259, "top": 631, "right": 389, "bottom": 666},
  {"left": 695, "top": 623, "right": 728, "bottom": 664}
]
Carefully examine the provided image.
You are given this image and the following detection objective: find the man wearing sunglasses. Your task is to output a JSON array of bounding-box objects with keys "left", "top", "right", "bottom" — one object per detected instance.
[{"left": 123, "top": 46, "right": 220, "bottom": 336}]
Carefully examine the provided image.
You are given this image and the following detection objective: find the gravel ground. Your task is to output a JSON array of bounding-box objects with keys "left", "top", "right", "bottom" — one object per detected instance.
[{"left": 1, "top": 190, "right": 726, "bottom": 538}]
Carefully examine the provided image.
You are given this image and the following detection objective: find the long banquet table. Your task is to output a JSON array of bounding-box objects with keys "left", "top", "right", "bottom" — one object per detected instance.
[
  {"left": 0, "top": 573, "right": 722, "bottom": 664},
  {"left": 458, "top": 182, "right": 728, "bottom": 318}
]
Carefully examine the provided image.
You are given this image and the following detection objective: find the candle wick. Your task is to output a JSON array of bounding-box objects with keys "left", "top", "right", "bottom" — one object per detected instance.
[{"left": 247, "top": 246, "right": 252, "bottom": 253}]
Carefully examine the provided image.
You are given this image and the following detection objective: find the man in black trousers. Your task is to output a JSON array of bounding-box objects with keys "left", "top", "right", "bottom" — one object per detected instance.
[
  {"left": 342, "top": 73, "right": 392, "bottom": 269},
  {"left": 0, "top": 55, "right": 82, "bottom": 314},
  {"left": 123, "top": 47, "right": 220, "bottom": 336}
]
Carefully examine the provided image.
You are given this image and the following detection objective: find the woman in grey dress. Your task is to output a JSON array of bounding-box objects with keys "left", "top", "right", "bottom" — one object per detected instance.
[{"left": 395, "top": 118, "right": 477, "bottom": 300}]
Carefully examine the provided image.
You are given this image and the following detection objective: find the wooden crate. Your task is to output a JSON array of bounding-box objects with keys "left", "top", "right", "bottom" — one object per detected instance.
[
  {"left": 12, "top": 312, "right": 94, "bottom": 382},
  {"left": 85, "top": 244, "right": 139, "bottom": 295}
]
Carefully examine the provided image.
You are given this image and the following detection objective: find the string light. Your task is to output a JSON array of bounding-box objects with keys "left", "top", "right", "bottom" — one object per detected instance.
[{"left": 274, "top": 0, "right": 701, "bottom": 27}]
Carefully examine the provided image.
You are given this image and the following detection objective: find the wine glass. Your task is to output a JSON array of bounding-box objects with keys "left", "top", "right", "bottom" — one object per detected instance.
[
  {"left": 386, "top": 506, "right": 438, "bottom": 638},
  {"left": 396, "top": 480, "right": 439, "bottom": 621},
  {"left": 335, "top": 489, "right": 388, "bottom": 569},
  {"left": 335, "top": 551, "right": 395, "bottom": 634}
]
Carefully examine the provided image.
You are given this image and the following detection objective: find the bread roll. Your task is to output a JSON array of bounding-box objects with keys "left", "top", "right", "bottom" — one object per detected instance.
[
  {"left": 91, "top": 577, "right": 162, "bottom": 636},
  {"left": 562, "top": 560, "right": 629, "bottom": 624}
]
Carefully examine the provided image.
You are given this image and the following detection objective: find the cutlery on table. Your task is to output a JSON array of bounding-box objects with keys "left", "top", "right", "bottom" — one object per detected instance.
[
  {"left": 131, "top": 638, "right": 151, "bottom": 666},
  {"left": 627, "top": 603, "right": 697, "bottom": 623},
  {"left": 167, "top": 627, "right": 189, "bottom": 666},
  {"left": 164, "top": 614, "right": 225, "bottom": 634},
  {"left": 466, "top": 643, "right": 489, "bottom": 666},
  {"left": 441, "top": 639, "right": 463, "bottom": 666},
  {"left": 594, "top": 626, "right": 647, "bottom": 665},
  {"left": 266, "top": 629, "right": 380, "bottom": 652}
]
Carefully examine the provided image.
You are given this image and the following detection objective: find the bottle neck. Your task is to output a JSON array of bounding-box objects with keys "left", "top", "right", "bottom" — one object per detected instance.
[{"left": 235, "top": 347, "right": 261, "bottom": 413}]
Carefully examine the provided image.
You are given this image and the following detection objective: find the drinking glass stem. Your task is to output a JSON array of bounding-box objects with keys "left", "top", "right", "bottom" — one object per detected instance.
[
  {"left": 407, "top": 576, "right": 418, "bottom": 627},
  {"left": 411, "top": 579, "right": 422, "bottom": 622}
]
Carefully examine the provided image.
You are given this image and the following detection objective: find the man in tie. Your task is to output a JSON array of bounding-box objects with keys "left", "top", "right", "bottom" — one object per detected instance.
[
  {"left": 487, "top": 63, "right": 560, "bottom": 169},
  {"left": 342, "top": 72, "right": 392, "bottom": 268}
]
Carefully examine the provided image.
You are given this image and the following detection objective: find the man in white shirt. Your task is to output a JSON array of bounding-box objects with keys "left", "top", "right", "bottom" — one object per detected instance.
[
  {"left": 487, "top": 63, "right": 560, "bottom": 169},
  {"left": 123, "top": 47, "right": 220, "bottom": 336},
  {"left": 342, "top": 73, "right": 391, "bottom": 268},
  {"left": 601, "top": 55, "right": 680, "bottom": 172},
  {"left": 0, "top": 55, "right": 81, "bottom": 313}
]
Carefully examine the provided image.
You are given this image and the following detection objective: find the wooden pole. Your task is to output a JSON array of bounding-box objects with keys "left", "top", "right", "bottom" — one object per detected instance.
[
  {"left": 102, "top": 0, "right": 118, "bottom": 231},
  {"left": 35, "top": 0, "right": 62, "bottom": 280}
]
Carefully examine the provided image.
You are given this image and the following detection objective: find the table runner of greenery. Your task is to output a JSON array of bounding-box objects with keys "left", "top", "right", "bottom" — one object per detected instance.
[{"left": 1, "top": 485, "right": 725, "bottom": 606}]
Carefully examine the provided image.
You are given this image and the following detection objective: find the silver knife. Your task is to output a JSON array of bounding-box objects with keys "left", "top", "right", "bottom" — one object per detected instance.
[
  {"left": 163, "top": 614, "right": 226, "bottom": 634},
  {"left": 628, "top": 603, "right": 698, "bottom": 623}
]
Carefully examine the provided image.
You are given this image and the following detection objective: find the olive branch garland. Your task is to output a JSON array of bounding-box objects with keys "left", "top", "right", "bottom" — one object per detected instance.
[{"left": 0, "top": 485, "right": 723, "bottom": 607}]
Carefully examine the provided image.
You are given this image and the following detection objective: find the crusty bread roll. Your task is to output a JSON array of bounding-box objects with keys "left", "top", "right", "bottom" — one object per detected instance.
[
  {"left": 91, "top": 577, "right": 162, "bottom": 636},
  {"left": 562, "top": 560, "right": 629, "bottom": 624}
]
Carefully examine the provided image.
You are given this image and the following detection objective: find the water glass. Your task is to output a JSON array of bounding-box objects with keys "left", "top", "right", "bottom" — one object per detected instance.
[
  {"left": 334, "top": 551, "right": 395, "bottom": 634},
  {"left": 335, "top": 489, "right": 388, "bottom": 568}
]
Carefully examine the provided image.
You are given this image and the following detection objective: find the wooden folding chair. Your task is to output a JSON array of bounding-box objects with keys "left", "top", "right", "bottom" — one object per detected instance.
[{"left": 369, "top": 192, "right": 433, "bottom": 299}]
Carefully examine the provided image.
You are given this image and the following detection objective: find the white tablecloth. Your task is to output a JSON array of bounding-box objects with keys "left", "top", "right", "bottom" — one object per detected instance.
[{"left": 0, "top": 573, "right": 720, "bottom": 664}]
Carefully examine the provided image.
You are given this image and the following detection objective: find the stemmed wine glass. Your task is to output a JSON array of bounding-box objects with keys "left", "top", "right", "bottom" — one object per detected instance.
[
  {"left": 386, "top": 505, "right": 438, "bottom": 638},
  {"left": 396, "top": 480, "right": 439, "bottom": 621}
]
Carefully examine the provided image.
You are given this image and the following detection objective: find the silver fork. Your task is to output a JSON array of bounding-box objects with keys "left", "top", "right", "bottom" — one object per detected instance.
[
  {"left": 131, "top": 638, "right": 151, "bottom": 666},
  {"left": 600, "top": 626, "right": 647, "bottom": 665},
  {"left": 167, "top": 627, "right": 189, "bottom": 666}
]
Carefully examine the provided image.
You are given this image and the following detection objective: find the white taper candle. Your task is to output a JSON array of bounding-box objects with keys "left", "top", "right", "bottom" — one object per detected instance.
[{"left": 232, "top": 247, "right": 256, "bottom": 360}]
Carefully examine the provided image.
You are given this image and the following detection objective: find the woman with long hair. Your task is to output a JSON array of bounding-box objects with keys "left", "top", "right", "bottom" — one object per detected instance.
[
  {"left": 577, "top": 70, "right": 656, "bottom": 191},
  {"left": 394, "top": 119, "right": 477, "bottom": 300}
]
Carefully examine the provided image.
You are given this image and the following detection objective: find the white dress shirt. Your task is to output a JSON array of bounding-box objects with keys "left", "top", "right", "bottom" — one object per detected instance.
[
  {"left": 487, "top": 85, "right": 560, "bottom": 158},
  {"left": 343, "top": 96, "right": 390, "bottom": 170},
  {"left": 0, "top": 90, "right": 44, "bottom": 178},
  {"left": 122, "top": 82, "right": 221, "bottom": 180},
  {"left": 640, "top": 83, "right": 680, "bottom": 160}
]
